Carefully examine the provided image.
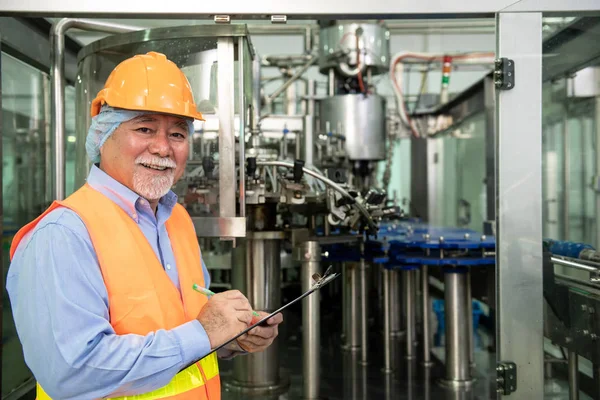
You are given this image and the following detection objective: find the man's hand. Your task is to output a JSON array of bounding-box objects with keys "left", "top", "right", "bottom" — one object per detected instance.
[
  {"left": 236, "top": 311, "right": 283, "bottom": 353},
  {"left": 196, "top": 290, "right": 254, "bottom": 348}
]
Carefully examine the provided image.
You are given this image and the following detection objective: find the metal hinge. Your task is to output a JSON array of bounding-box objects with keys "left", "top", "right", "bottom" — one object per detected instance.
[
  {"left": 494, "top": 58, "right": 515, "bottom": 90},
  {"left": 497, "top": 361, "right": 517, "bottom": 395}
]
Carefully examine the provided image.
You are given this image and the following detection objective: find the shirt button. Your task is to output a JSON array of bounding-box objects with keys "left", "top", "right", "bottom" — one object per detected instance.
[
  {"left": 132, "top": 213, "right": 137, "bottom": 219},
  {"left": 166, "top": 264, "right": 172, "bottom": 270}
]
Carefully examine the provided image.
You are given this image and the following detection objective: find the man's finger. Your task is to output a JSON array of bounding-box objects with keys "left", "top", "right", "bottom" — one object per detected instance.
[
  {"left": 247, "top": 325, "right": 277, "bottom": 339},
  {"left": 236, "top": 310, "right": 254, "bottom": 325},
  {"left": 239, "top": 335, "right": 271, "bottom": 349}
]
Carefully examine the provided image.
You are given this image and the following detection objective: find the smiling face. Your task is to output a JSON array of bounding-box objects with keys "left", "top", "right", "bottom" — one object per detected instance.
[{"left": 99, "top": 113, "right": 190, "bottom": 208}]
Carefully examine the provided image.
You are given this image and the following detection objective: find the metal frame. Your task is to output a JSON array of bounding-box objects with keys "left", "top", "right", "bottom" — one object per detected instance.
[
  {"left": 1, "top": 0, "right": 599, "bottom": 16},
  {"left": 495, "top": 12, "right": 544, "bottom": 399},
  {"left": 218, "top": 36, "right": 236, "bottom": 220}
]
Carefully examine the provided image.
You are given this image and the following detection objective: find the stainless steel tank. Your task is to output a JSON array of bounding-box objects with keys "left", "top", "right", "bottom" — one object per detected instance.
[
  {"left": 318, "top": 94, "right": 387, "bottom": 161},
  {"left": 318, "top": 21, "right": 390, "bottom": 77},
  {"left": 229, "top": 231, "right": 289, "bottom": 395}
]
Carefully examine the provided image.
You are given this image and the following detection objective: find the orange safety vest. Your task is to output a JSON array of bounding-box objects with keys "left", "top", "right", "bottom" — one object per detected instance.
[{"left": 10, "top": 184, "right": 220, "bottom": 400}]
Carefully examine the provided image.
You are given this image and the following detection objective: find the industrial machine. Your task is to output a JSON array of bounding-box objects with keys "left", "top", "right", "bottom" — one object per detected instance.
[{"left": 4, "top": 10, "right": 600, "bottom": 400}]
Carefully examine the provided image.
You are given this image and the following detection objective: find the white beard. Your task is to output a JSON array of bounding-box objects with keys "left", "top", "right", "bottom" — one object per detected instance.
[
  {"left": 133, "top": 156, "right": 177, "bottom": 200},
  {"left": 133, "top": 169, "right": 175, "bottom": 200}
]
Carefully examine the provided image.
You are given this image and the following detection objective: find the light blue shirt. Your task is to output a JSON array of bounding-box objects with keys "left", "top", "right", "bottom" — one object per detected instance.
[{"left": 6, "top": 165, "right": 221, "bottom": 399}]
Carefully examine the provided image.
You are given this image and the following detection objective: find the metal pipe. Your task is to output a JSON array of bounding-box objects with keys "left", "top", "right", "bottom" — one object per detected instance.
[
  {"left": 343, "top": 263, "right": 361, "bottom": 351},
  {"left": 467, "top": 270, "right": 474, "bottom": 367},
  {"left": 563, "top": 112, "right": 570, "bottom": 239},
  {"left": 231, "top": 235, "right": 285, "bottom": 393},
  {"left": 382, "top": 267, "right": 392, "bottom": 373},
  {"left": 256, "top": 161, "right": 377, "bottom": 232},
  {"left": 304, "top": 27, "right": 313, "bottom": 54},
  {"left": 422, "top": 265, "right": 433, "bottom": 367},
  {"left": 390, "top": 270, "right": 401, "bottom": 336},
  {"left": 360, "top": 252, "right": 368, "bottom": 365},
  {"left": 595, "top": 97, "right": 600, "bottom": 249},
  {"left": 404, "top": 269, "right": 416, "bottom": 359},
  {"left": 551, "top": 256, "right": 600, "bottom": 274},
  {"left": 238, "top": 38, "right": 246, "bottom": 218},
  {"left": 266, "top": 55, "right": 317, "bottom": 105},
  {"left": 51, "top": 18, "right": 141, "bottom": 200},
  {"left": 251, "top": 56, "right": 261, "bottom": 132},
  {"left": 568, "top": 351, "right": 579, "bottom": 400},
  {"left": 328, "top": 68, "right": 336, "bottom": 96},
  {"left": 300, "top": 241, "right": 321, "bottom": 399},
  {"left": 440, "top": 272, "right": 472, "bottom": 387},
  {"left": 303, "top": 80, "right": 316, "bottom": 167},
  {"left": 303, "top": 115, "right": 314, "bottom": 166}
]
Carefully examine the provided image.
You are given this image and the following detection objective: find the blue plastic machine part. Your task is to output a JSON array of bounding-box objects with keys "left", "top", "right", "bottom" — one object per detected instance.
[
  {"left": 545, "top": 239, "right": 594, "bottom": 259},
  {"left": 321, "top": 222, "right": 497, "bottom": 268}
]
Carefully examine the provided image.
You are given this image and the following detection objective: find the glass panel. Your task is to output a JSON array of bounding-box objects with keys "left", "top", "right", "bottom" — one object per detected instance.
[
  {"left": 2, "top": 52, "right": 51, "bottom": 396},
  {"left": 541, "top": 14, "right": 600, "bottom": 398}
]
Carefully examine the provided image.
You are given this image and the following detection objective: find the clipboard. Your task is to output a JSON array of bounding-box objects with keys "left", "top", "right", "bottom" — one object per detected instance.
[{"left": 207, "top": 266, "right": 339, "bottom": 356}]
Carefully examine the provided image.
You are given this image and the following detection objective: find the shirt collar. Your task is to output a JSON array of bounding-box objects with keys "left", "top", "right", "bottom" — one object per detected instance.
[{"left": 86, "top": 164, "right": 179, "bottom": 223}]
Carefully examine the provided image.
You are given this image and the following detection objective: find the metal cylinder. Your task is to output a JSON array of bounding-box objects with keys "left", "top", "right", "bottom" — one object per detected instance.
[
  {"left": 328, "top": 68, "right": 336, "bottom": 96},
  {"left": 382, "top": 267, "right": 392, "bottom": 373},
  {"left": 303, "top": 115, "right": 314, "bottom": 166},
  {"left": 403, "top": 269, "right": 416, "bottom": 360},
  {"left": 390, "top": 270, "right": 402, "bottom": 336},
  {"left": 360, "top": 257, "right": 368, "bottom": 365},
  {"left": 319, "top": 94, "right": 386, "bottom": 161},
  {"left": 422, "top": 265, "right": 433, "bottom": 367},
  {"left": 467, "top": 271, "right": 474, "bottom": 367},
  {"left": 343, "top": 263, "right": 361, "bottom": 351},
  {"left": 230, "top": 232, "right": 288, "bottom": 394},
  {"left": 299, "top": 241, "right": 321, "bottom": 399},
  {"left": 439, "top": 271, "right": 473, "bottom": 388},
  {"left": 568, "top": 351, "right": 579, "bottom": 400}
]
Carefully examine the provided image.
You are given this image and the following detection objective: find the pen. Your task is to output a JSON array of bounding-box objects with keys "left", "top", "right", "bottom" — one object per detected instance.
[{"left": 192, "top": 283, "right": 261, "bottom": 318}]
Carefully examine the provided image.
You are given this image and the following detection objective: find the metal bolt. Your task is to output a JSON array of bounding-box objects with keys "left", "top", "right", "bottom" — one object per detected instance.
[
  {"left": 591, "top": 333, "right": 598, "bottom": 341},
  {"left": 322, "top": 251, "right": 329, "bottom": 258},
  {"left": 439, "top": 236, "right": 445, "bottom": 243},
  {"left": 583, "top": 330, "right": 589, "bottom": 336},
  {"left": 566, "top": 337, "right": 572, "bottom": 343},
  {"left": 508, "top": 61, "right": 512, "bottom": 66},
  {"left": 294, "top": 191, "right": 302, "bottom": 198},
  {"left": 464, "top": 233, "right": 470, "bottom": 239},
  {"left": 582, "top": 304, "right": 588, "bottom": 311},
  {"left": 481, "top": 235, "right": 487, "bottom": 241},
  {"left": 497, "top": 365, "right": 504, "bottom": 372},
  {"left": 507, "top": 82, "right": 512, "bottom": 87},
  {"left": 508, "top": 72, "right": 512, "bottom": 76}
]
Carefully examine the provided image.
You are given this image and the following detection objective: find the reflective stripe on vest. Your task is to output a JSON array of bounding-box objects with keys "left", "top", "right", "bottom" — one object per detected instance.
[
  {"left": 10, "top": 184, "right": 220, "bottom": 400},
  {"left": 36, "top": 357, "right": 220, "bottom": 400}
]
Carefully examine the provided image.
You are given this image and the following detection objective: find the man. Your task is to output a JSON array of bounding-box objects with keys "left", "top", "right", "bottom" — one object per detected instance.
[{"left": 6, "top": 51, "right": 282, "bottom": 400}]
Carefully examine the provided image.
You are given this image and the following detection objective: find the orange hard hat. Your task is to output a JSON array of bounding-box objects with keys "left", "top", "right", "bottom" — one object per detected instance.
[{"left": 90, "top": 51, "right": 205, "bottom": 121}]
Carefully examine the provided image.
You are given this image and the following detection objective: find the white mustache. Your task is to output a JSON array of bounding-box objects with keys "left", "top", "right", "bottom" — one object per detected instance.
[{"left": 135, "top": 156, "right": 176, "bottom": 169}]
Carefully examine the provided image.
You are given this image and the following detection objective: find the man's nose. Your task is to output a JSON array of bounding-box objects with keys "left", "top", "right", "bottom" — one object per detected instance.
[{"left": 148, "top": 131, "right": 172, "bottom": 158}]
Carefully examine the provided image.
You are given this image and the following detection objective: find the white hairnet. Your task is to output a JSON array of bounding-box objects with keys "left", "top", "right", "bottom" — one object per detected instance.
[{"left": 85, "top": 104, "right": 194, "bottom": 163}]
